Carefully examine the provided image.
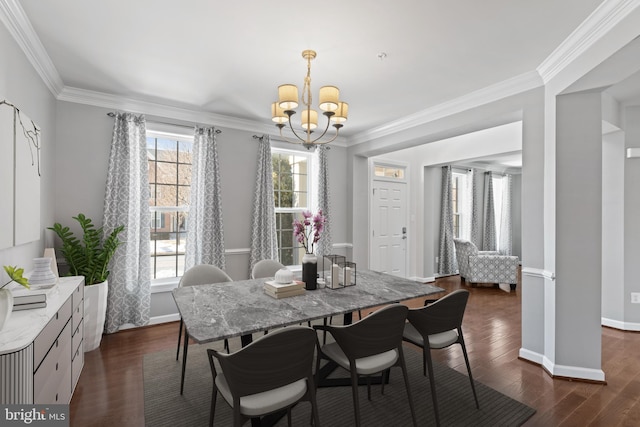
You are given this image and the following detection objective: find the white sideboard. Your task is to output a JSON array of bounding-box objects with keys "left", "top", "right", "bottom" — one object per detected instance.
[{"left": 0, "top": 276, "right": 84, "bottom": 404}]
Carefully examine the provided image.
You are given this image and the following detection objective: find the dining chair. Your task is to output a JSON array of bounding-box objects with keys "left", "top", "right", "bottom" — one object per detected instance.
[
  {"left": 206, "top": 325, "right": 321, "bottom": 427},
  {"left": 402, "top": 289, "right": 479, "bottom": 426},
  {"left": 314, "top": 304, "right": 417, "bottom": 427},
  {"left": 176, "top": 264, "right": 233, "bottom": 361},
  {"left": 250, "top": 259, "right": 286, "bottom": 279}
]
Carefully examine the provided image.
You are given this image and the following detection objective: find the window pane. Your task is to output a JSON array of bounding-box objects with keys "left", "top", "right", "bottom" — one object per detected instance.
[
  {"left": 155, "top": 162, "right": 177, "bottom": 185},
  {"left": 178, "top": 140, "right": 193, "bottom": 163},
  {"left": 148, "top": 161, "right": 156, "bottom": 184},
  {"left": 280, "top": 191, "right": 293, "bottom": 208},
  {"left": 155, "top": 184, "right": 178, "bottom": 207},
  {"left": 177, "top": 164, "right": 192, "bottom": 185},
  {"left": 177, "top": 186, "right": 190, "bottom": 207}
]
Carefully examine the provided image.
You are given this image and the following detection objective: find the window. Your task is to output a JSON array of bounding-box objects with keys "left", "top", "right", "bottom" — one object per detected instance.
[
  {"left": 272, "top": 149, "right": 312, "bottom": 266},
  {"left": 374, "top": 165, "right": 405, "bottom": 179},
  {"left": 492, "top": 174, "right": 506, "bottom": 248},
  {"left": 147, "top": 133, "right": 193, "bottom": 280},
  {"left": 451, "top": 170, "right": 471, "bottom": 240}
]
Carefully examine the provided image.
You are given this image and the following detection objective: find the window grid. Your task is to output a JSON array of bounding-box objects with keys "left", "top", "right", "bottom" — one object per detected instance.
[
  {"left": 148, "top": 136, "right": 192, "bottom": 280},
  {"left": 272, "top": 150, "right": 311, "bottom": 266},
  {"left": 452, "top": 174, "right": 461, "bottom": 238}
]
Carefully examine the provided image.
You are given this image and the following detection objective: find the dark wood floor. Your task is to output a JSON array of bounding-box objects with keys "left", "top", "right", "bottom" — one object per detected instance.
[{"left": 70, "top": 275, "right": 640, "bottom": 426}]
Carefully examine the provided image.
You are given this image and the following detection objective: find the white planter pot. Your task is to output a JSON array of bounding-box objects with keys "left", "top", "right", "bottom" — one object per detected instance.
[
  {"left": 84, "top": 280, "right": 108, "bottom": 352},
  {"left": 0, "top": 289, "right": 13, "bottom": 331}
]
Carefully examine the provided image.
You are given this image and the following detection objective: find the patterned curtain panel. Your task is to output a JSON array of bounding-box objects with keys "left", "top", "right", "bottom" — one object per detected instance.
[
  {"left": 315, "top": 145, "right": 333, "bottom": 257},
  {"left": 185, "top": 126, "right": 226, "bottom": 270},
  {"left": 103, "top": 113, "right": 151, "bottom": 333},
  {"left": 499, "top": 174, "right": 513, "bottom": 255},
  {"left": 482, "top": 171, "right": 497, "bottom": 251},
  {"left": 249, "top": 135, "right": 279, "bottom": 274},
  {"left": 469, "top": 168, "right": 483, "bottom": 248},
  {"left": 438, "top": 166, "right": 457, "bottom": 275}
]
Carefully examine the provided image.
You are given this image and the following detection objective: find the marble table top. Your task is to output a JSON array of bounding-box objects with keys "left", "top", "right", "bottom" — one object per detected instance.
[{"left": 173, "top": 269, "right": 444, "bottom": 344}]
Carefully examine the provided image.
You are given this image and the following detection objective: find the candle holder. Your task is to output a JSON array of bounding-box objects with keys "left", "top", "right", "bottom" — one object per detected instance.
[
  {"left": 322, "top": 254, "right": 345, "bottom": 289},
  {"left": 339, "top": 261, "right": 357, "bottom": 287}
]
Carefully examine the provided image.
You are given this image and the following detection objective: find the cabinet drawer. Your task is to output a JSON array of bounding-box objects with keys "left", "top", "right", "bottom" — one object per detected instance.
[
  {"left": 72, "top": 283, "right": 84, "bottom": 312},
  {"left": 71, "top": 345, "right": 84, "bottom": 392},
  {"left": 34, "top": 297, "right": 72, "bottom": 369},
  {"left": 35, "top": 357, "right": 72, "bottom": 404},
  {"left": 34, "top": 320, "right": 71, "bottom": 404},
  {"left": 72, "top": 299, "right": 83, "bottom": 332},
  {"left": 72, "top": 319, "right": 83, "bottom": 356}
]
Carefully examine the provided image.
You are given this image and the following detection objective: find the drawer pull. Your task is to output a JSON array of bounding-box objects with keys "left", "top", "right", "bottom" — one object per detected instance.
[
  {"left": 55, "top": 393, "right": 58, "bottom": 402},
  {"left": 56, "top": 340, "right": 59, "bottom": 348},
  {"left": 56, "top": 362, "right": 59, "bottom": 371},
  {"left": 56, "top": 312, "right": 59, "bottom": 320}
]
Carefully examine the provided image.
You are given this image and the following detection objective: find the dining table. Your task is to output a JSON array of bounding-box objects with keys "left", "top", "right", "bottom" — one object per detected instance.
[{"left": 172, "top": 268, "right": 444, "bottom": 395}]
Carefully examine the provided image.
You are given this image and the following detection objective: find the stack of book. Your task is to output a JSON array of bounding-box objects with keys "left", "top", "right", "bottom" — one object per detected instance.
[
  {"left": 12, "top": 290, "right": 47, "bottom": 311},
  {"left": 264, "top": 280, "right": 305, "bottom": 299}
]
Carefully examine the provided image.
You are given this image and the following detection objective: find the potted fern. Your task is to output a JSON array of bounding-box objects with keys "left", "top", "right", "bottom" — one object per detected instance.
[{"left": 49, "top": 213, "right": 124, "bottom": 351}]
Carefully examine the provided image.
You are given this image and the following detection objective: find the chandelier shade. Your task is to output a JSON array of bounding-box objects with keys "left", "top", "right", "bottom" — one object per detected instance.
[
  {"left": 331, "top": 102, "right": 349, "bottom": 124},
  {"left": 271, "top": 50, "right": 348, "bottom": 150},
  {"left": 318, "top": 86, "right": 340, "bottom": 112},
  {"left": 278, "top": 85, "right": 299, "bottom": 110}
]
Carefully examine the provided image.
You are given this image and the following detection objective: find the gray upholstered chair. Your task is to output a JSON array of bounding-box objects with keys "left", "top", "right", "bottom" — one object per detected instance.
[
  {"left": 176, "top": 264, "right": 233, "bottom": 360},
  {"left": 453, "top": 238, "right": 519, "bottom": 290},
  {"left": 251, "top": 259, "right": 286, "bottom": 279},
  {"left": 314, "top": 304, "right": 417, "bottom": 427},
  {"left": 402, "top": 289, "right": 479, "bottom": 426},
  {"left": 206, "top": 326, "right": 321, "bottom": 427}
]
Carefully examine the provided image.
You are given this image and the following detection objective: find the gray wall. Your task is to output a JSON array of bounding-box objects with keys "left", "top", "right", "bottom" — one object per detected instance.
[
  {"left": 53, "top": 102, "right": 348, "bottom": 282},
  {"left": 624, "top": 106, "right": 640, "bottom": 324},
  {"left": 602, "top": 130, "right": 624, "bottom": 323},
  {"left": 0, "top": 22, "right": 57, "bottom": 277}
]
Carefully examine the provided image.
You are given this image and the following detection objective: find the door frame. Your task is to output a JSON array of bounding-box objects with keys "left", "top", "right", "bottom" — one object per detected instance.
[{"left": 368, "top": 159, "right": 410, "bottom": 276}]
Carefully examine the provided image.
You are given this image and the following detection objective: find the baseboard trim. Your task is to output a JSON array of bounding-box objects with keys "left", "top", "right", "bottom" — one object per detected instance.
[
  {"left": 520, "top": 352, "right": 607, "bottom": 383},
  {"left": 149, "top": 313, "right": 180, "bottom": 326},
  {"left": 518, "top": 347, "right": 544, "bottom": 365},
  {"left": 601, "top": 317, "right": 640, "bottom": 331},
  {"left": 542, "top": 356, "right": 606, "bottom": 383}
]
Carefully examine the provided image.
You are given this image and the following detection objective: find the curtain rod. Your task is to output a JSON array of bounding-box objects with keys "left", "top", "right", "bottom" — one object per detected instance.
[{"left": 107, "top": 112, "right": 221, "bottom": 134}]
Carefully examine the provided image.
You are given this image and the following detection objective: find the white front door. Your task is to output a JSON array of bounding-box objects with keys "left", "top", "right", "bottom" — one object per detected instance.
[{"left": 371, "top": 180, "right": 408, "bottom": 277}]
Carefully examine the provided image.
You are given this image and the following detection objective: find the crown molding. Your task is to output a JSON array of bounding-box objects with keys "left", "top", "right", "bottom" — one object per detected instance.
[
  {"left": 59, "top": 86, "right": 268, "bottom": 131},
  {"left": 349, "top": 70, "right": 543, "bottom": 146},
  {"left": 0, "top": 0, "right": 63, "bottom": 95},
  {"left": 58, "top": 86, "right": 348, "bottom": 146},
  {"left": 537, "top": 0, "right": 640, "bottom": 84}
]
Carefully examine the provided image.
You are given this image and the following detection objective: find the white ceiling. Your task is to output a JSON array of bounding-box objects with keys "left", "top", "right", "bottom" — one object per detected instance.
[{"left": 16, "top": 0, "right": 606, "bottom": 139}]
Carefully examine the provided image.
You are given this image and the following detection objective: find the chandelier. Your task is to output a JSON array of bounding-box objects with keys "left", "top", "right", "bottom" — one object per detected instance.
[{"left": 271, "top": 50, "right": 348, "bottom": 150}]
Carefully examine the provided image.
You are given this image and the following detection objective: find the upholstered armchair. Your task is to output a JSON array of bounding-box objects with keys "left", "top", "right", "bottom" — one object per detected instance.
[{"left": 453, "top": 238, "right": 519, "bottom": 290}]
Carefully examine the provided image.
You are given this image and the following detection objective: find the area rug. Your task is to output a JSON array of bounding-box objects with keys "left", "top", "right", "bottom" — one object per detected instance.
[{"left": 144, "top": 337, "right": 535, "bottom": 427}]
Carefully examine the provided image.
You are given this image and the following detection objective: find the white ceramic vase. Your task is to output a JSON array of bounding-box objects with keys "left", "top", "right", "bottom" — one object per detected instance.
[
  {"left": 0, "top": 288, "right": 13, "bottom": 331},
  {"left": 302, "top": 253, "right": 318, "bottom": 290},
  {"left": 84, "top": 280, "right": 108, "bottom": 352},
  {"left": 29, "top": 257, "right": 57, "bottom": 287}
]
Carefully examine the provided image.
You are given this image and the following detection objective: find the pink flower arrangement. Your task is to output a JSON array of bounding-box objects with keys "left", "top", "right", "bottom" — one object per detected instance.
[{"left": 293, "top": 210, "right": 326, "bottom": 254}]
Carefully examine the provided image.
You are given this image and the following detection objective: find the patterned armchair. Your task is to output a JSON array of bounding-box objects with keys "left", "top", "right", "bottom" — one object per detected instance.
[{"left": 453, "top": 238, "right": 519, "bottom": 290}]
